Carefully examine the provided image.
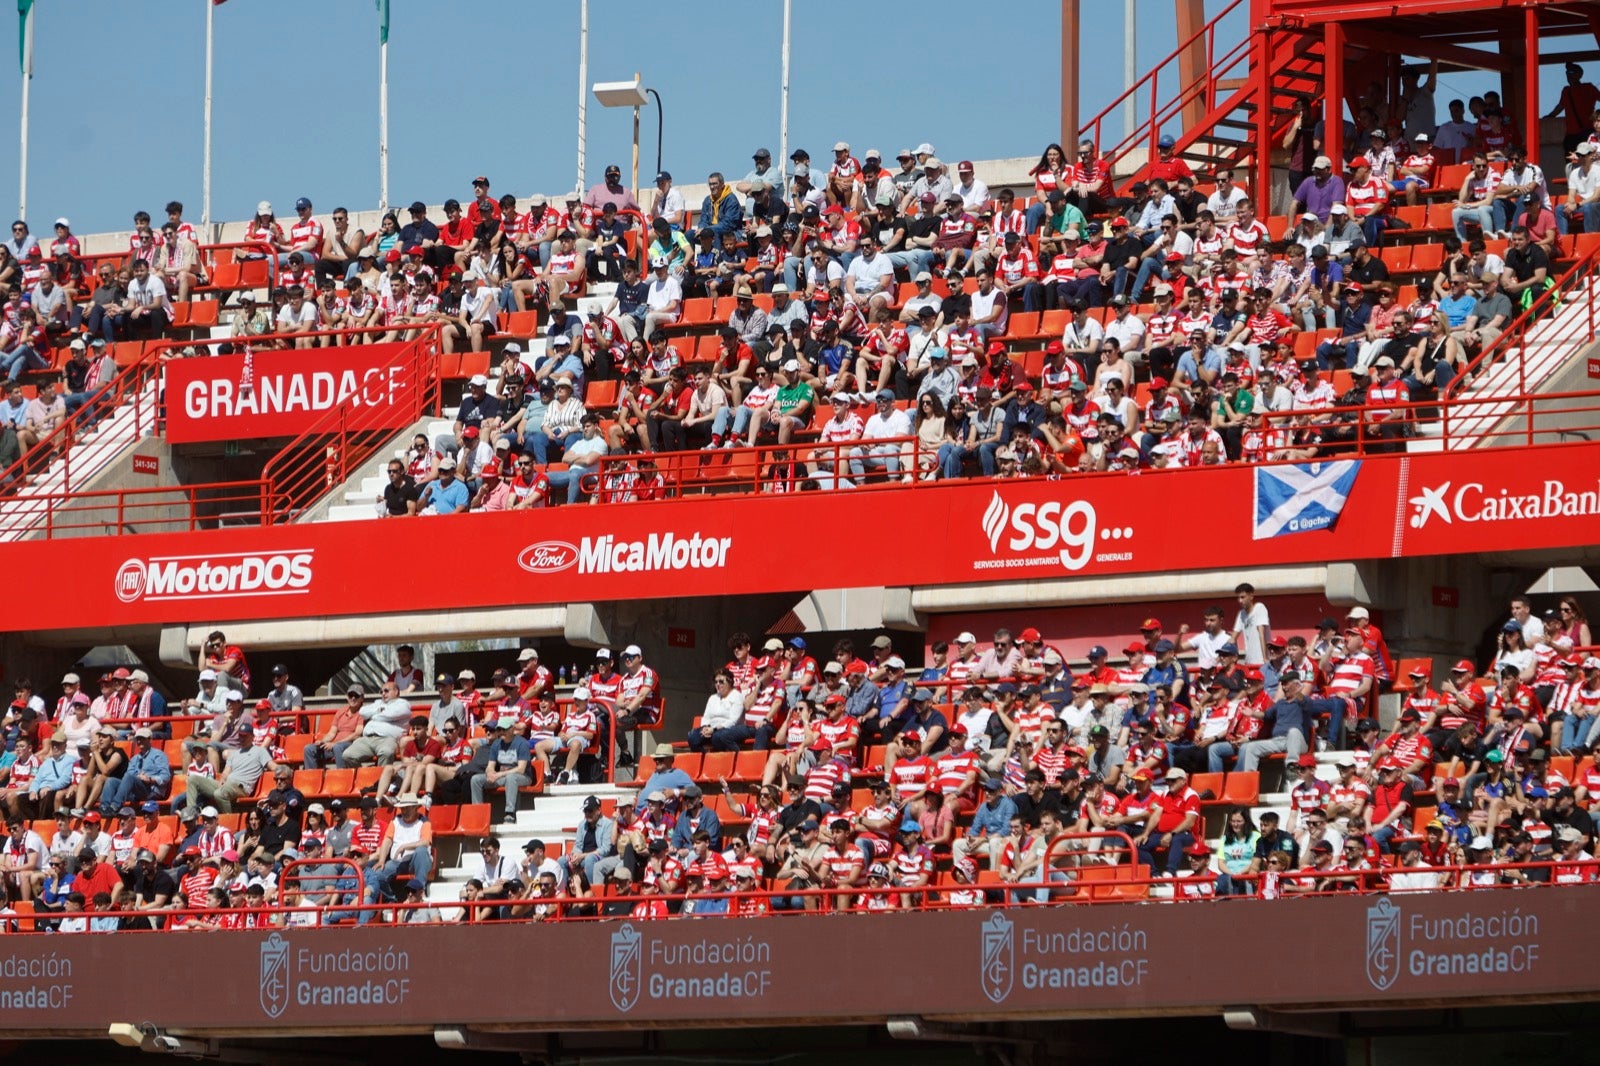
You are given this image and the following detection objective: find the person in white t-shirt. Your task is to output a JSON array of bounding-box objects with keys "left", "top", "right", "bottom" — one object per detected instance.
[
  {"left": 1206, "top": 168, "right": 1251, "bottom": 222},
  {"left": 849, "top": 390, "right": 913, "bottom": 481},
  {"left": 1233, "top": 583, "right": 1271, "bottom": 665},
  {"left": 642, "top": 257, "right": 682, "bottom": 340},
  {"left": 275, "top": 285, "right": 320, "bottom": 348}
]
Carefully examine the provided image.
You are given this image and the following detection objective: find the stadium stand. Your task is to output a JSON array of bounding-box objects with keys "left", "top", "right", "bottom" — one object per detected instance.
[
  {"left": 4, "top": 14, "right": 1600, "bottom": 930},
  {"left": 3, "top": 587, "right": 1598, "bottom": 928}
]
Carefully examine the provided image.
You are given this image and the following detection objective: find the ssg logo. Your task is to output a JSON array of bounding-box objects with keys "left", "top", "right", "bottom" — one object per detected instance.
[
  {"left": 259, "top": 933, "right": 290, "bottom": 1018},
  {"left": 980, "top": 492, "right": 1109, "bottom": 571},
  {"left": 609, "top": 924, "right": 642, "bottom": 1012},
  {"left": 979, "top": 912, "right": 1015, "bottom": 1004},
  {"left": 1365, "top": 897, "right": 1401, "bottom": 991}
]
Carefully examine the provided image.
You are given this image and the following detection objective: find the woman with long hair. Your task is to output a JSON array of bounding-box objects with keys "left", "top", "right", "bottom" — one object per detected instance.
[
  {"left": 1218, "top": 809, "right": 1259, "bottom": 895},
  {"left": 1025, "top": 143, "right": 1071, "bottom": 233},
  {"left": 1494, "top": 622, "right": 1535, "bottom": 682},
  {"left": 912, "top": 392, "right": 946, "bottom": 480},
  {"left": 1558, "top": 596, "right": 1593, "bottom": 648}
]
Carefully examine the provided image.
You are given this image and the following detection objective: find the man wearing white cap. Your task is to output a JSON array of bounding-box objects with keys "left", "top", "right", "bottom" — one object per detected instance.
[
  {"left": 105, "top": 726, "right": 171, "bottom": 810},
  {"left": 1562, "top": 141, "right": 1600, "bottom": 235},
  {"left": 1290, "top": 156, "right": 1346, "bottom": 224},
  {"left": 614, "top": 645, "right": 662, "bottom": 762}
]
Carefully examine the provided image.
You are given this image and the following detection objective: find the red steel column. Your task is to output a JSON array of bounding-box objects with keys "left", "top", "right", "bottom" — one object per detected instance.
[
  {"left": 1325, "top": 21, "right": 1345, "bottom": 180},
  {"left": 1062, "top": 0, "right": 1080, "bottom": 160},
  {"left": 1525, "top": 5, "right": 1541, "bottom": 158}
]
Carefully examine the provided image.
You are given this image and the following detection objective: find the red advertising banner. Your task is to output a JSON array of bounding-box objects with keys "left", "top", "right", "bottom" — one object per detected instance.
[
  {"left": 164, "top": 343, "right": 418, "bottom": 444},
  {"left": 5, "top": 443, "right": 1600, "bottom": 634},
  {"left": 0, "top": 888, "right": 1591, "bottom": 1035}
]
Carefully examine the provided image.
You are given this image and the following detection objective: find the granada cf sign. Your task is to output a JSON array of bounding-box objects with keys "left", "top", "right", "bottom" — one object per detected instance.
[
  {"left": 0, "top": 889, "right": 1590, "bottom": 1034},
  {"left": 164, "top": 344, "right": 418, "bottom": 443}
]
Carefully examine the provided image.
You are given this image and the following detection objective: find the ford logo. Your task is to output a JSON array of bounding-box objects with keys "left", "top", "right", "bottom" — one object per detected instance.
[{"left": 518, "top": 541, "right": 578, "bottom": 574}]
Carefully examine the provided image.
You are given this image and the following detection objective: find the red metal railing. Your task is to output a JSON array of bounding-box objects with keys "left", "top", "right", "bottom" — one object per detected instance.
[
  {"left": 0, "top": 240, "right": 277, "bottom": 501},
  {"left": 1258, "top": 387, "right": 1600, "bottom": 456},
  {"left": 594, "top": 433, "right": 931, "bottom": 501},
  {"left": 0, "top": 479, "right": 272, "bottom": 540},
  {"left": 8, "top": 858, "right": 1597, "bottom": 933},
  {"left": 1078, "top": 0, "right": 1250, "bottom": 169},
  {"left": 257, "top": 325, "right": 444, "bottom": 522},
  {"left": 1449, "top": 239, "right": 1600, "bottom": 400}
]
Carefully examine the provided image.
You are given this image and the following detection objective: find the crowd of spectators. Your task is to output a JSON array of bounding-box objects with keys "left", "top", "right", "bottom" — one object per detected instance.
[
  {"left": 10, "top": 66, "right": 1600, "bottom": 491},
  {"left": 365, "top": 100, "right": 1600, "bottom": 507},
  {"left": 0, "top": 633, "right": 662, "bottom": 927},
  {"left": 4, "top": 585, "right": 1595, "bottom": 927}
]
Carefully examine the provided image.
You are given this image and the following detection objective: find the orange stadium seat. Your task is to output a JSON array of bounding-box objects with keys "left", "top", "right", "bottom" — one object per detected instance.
[{"left": 1221, "top": 772, "right": 1259, "bottom": 807}]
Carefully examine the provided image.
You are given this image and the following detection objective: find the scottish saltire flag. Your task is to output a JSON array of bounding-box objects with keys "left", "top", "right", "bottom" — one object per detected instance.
[{"left": 1252, "top": 460, "right": 1362, "bottom": 539}]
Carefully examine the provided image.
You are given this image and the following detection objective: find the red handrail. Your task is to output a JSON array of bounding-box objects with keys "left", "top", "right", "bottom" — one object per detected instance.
[
  {"left": 1448, "top": 238, "right": 1600, "bottom": 402},
  {"left": 0, "top": 479, "right": 272, "bottom": 540},
  {"left": 10, "top": 857, "right": 1596, "bottom": 933},
  {"left": 1076, "top": 1, "right": 1253, "bottom": 165},
  {"left": 594, "top": 433, "right": 930, "bottom": 501},
  {"left": 258, "top": 326, "right": 444, "bottom": 522},
  {"left": 0, "top": 240, "right": 278, "bottom": 501}
]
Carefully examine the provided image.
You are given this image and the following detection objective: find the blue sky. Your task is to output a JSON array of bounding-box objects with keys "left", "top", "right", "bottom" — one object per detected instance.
[{"left": 0, "top": 0, "right": 1579, "bottom": 234}]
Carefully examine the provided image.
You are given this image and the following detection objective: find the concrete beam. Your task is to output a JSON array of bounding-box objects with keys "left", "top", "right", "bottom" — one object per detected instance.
[
  {"left": 164, "top": 606, "right": 567, "bottom": 662},
  {"left": 908, "top": 565, "right": 1331, "bottom": 614}
]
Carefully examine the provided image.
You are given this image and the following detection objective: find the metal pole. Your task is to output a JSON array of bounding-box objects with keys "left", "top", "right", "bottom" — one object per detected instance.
[
  {"left": 577, "top": 0, "right": 588, "bottom": 192},
  {"left": 646, "top": 88, "right": 663, "bottom": 176},
  {"left": 1123, "top": 0, "right": 1136, "bottom": 141},
  {"left": 379, "top": 38, "right": 389, "bottom": 211},
  {"left": 18, "top": 4, "right": 32, "bottom": 219},
  {"left": 780, "top": 0, "right": 791, "bottom": 182},
  {"left": 203, "top": 0, "right": 213, "bottom": 227},
  {"left": 630, "top": 70, "right": 641, "bottom": 206}
]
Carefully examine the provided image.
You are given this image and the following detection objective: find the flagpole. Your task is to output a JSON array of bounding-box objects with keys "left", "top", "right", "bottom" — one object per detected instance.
[
  {"left": 202, "top": 0, "right": 214, "bottom": 228},
  {"left": 18, "top": 1, "right": 32, "bottom": 220},
  {"left": 576, "top": 0, "right": 588, "bottom": 193},
  {"left": 379, "top": 33, "right": 388, "bottom": 212},
  {"left": 779, "top": 0, "right": 791, "bottom": 186}
]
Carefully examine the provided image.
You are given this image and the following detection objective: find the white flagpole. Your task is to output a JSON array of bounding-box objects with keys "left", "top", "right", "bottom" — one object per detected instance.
[
  {"left": 379, "top": 36, "right": 389, "bottom": 211},
  {"left": 202, "top": 0, "right": 214, "bottom": 227},
  {"left": 18, "top": 4, "right": 32, "bottom": 220},
  {"left": 577, "top": 0, "right": 588, "bottom": 193},
  {"left": 779, "top": 0, "right": 790, "bottom": 184}
]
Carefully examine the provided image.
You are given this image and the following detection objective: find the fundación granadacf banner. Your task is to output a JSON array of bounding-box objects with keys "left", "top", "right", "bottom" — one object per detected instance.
[{"left": 164, "top": 343, "right": 419, "bottom": 444}]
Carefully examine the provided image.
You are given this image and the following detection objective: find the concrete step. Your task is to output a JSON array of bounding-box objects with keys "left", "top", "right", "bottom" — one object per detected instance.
[{"left": 425, "top": 783, "right": 635, "bottom": 907}]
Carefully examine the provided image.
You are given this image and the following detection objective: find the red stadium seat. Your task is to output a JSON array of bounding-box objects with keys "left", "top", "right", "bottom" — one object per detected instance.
[{"left": 1221, "top": 772, "right": 1259, "bottom": 807}]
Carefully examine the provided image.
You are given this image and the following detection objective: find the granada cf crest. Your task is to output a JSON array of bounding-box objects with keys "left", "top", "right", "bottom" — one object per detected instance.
[
  {"left": 980, "top": 911, "right": 1015, "bottom": 1004},
  {"left": 608, "top": 923, "right": 643, "bottom": 1012},
  {"left": 1365, "top": 897, "right": 1401, "bottom": 991},
  {"left": 259, "top": 933, "right": 290, "bottom": 1018}
]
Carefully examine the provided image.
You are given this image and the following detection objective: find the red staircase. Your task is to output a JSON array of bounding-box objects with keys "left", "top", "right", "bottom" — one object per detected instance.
[{"left": 1079, "top": 0, "right": 1322, "bottom": 190}]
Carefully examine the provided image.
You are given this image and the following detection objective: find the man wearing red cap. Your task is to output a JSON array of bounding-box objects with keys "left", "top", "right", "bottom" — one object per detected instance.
[
  {"left": 1107, "top": 768, "right": 1160, "bottom": 853},
  {"left": 1367, "top": 757, "right": 1416, "bottom": 853},
  {"left": 1287, "top": 753, "right": 1330, "bottom": 834},
  {"left": 1438, "top": 659, "right": 1489, "bottom": 735}
]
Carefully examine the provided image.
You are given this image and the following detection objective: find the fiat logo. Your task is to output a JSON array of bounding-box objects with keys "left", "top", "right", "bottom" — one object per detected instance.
[{"left": 114, "top": 559, "right": 148, "bottom": 603}]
